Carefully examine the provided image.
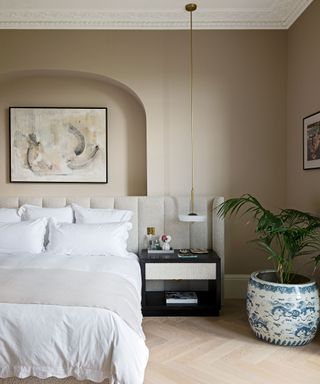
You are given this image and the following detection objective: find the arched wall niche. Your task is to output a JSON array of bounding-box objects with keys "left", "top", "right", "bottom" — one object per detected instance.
[{"left": 0, "top": 69, "right": 147, "bottom": 196}]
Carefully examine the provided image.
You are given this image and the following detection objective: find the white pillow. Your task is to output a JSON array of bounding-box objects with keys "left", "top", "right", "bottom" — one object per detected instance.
[
  {"left": 0, "top": 208, "right": 21, "bottom": 223},
  {"left": 47, "top": 220, "right": 132, "bottom": 257},
  {"left": 73, "top": 204, "right": 133, "bottom": 224},
  {"left": 19, "top": 204, "right": 74, "bottom": 223},
  {"left": 0, "top": 218, "right": 47, "bottom": 253}
]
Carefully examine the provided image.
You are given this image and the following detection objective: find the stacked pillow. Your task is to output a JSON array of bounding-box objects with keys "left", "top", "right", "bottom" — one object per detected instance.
[
  {"left": 0, "top": 203, "right": 133, "bottom": 256},
  {"left": 0, "top": 208, "right": 21, "bottom": 223},
  {"left": 47, "top": 220, "right": 132, "bottom": 258},
  {"left": 0, "top": 207, "right": 46, "bottom": 253},
  {"left": 18, "top": 204, "right": 73, "bottom": 223},
  {"left": 18, "top": 204, "right": 74, "bottom": 247},
  {"left": 47, "top": 204, "right": 133, "bottom": 257},
  {"left": 72, "top": 204, "right": 133, "bottom": 224}
]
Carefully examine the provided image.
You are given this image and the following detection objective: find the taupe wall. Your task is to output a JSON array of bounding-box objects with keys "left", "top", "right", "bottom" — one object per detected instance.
[
  {"left": 287, "top": 0, "right": 320, "bottom": 212},
  {"left": 0, "top": 30, "right": 288, "bottom": 274},
  {"left": 0, "top": 72, "right": 147, "bottom": 196}
]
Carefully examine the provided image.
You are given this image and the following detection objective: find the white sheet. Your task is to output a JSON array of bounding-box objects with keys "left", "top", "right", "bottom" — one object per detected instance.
[{"left": 0, "top": 252, "right": 148, "bottom": 384}]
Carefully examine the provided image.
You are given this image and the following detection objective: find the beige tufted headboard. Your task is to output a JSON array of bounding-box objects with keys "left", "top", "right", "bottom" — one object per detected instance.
[{"left": 0, "top": 195, "right": 225, "bottom": 276}]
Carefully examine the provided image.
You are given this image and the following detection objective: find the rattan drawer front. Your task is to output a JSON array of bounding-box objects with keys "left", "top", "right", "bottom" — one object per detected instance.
[{"left": 145, "top": 263, "right": 216, "bottom": 280}]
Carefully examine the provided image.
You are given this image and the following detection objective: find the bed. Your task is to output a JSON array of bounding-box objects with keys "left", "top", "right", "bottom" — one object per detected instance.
[{"left": 0, "top": 196, "right": 224, "bottom": 384}]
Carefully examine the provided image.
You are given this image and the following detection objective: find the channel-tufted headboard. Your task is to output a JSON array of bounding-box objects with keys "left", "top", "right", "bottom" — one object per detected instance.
[{"left": 0, "top": 195, "right": 225, "bottom": 276}]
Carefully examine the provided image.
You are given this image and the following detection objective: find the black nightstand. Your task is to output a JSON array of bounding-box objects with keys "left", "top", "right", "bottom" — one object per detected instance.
[{"left": 139, "top": 249, "right": 221, "bottom": 316}]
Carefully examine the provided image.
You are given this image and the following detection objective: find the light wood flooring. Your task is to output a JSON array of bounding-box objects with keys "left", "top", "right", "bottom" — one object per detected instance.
[{"left": 142, "top": 299, "right": 320, "bottom": 384}]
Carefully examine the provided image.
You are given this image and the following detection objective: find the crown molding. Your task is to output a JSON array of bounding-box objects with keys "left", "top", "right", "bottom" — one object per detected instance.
[
  {"left": 0, "top": 1, "right": 313, "bottom": 30},
  {"left": 281, "top": 0, "right": 314, "bottom": 28}
]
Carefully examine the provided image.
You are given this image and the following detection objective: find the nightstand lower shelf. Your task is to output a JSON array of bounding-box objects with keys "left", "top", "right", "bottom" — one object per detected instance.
[{"left": 143, "top": 290, "right": 220, "bottom": 316}]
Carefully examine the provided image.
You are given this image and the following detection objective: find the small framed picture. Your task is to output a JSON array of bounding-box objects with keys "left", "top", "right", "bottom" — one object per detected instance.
[{"left": 303, "top": 111, "right": 320, "bottom": 170}]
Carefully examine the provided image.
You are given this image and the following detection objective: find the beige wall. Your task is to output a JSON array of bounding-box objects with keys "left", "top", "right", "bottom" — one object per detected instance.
[
  {"left": 0, "top": 30, "right": 288, "bottom": 274},
  {"left": 0, "top": 72, "right": 147, "bottom": 196},
  {"left": 286, "top": 1, "right": 320, "bottom": 278},
  {"left": 287, "top": 0, "right": 320, "bottom": 212}
]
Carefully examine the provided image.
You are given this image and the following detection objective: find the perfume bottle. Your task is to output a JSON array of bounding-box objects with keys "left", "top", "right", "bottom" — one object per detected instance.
[{"left": 146, "top": 227, "right": 160, "bottom": 250}]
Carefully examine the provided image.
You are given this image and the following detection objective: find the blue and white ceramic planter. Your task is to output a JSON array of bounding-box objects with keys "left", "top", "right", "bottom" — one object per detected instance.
[{"left": 247, "top": 270, "right": 320, "bottom": 346}]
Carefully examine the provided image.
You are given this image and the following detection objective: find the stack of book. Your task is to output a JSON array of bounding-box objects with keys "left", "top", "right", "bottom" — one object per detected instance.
[{"left": 165, "top": 291, "right": 198, "bottom": 305}]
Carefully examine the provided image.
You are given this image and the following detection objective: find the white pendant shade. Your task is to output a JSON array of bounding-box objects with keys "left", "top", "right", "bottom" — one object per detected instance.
[{"left": 179, "top": 213, "right": 206, "bottom": 222}]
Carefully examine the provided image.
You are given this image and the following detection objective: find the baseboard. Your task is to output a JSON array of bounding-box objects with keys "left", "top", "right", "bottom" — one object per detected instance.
[{"left": 224, "top": 274, "right": 250, "bottom": 299}]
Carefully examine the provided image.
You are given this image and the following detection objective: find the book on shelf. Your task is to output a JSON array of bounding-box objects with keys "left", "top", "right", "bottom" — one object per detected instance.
[
  {"left": 147, "top": 248, "right": 174, "bottom": 254},
  {"left": 165, "top": 291, "right": 198, "bottom": 304}
]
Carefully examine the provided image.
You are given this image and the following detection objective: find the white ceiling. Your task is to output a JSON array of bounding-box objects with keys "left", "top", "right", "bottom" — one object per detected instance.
[{"left": 0, "top": 0, "right": 313, "bottom": 30}]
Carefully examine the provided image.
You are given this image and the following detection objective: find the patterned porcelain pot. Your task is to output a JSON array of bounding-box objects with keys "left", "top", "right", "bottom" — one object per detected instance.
[{"left": 247, "top": 270, "right": 319, "bottom": 346}]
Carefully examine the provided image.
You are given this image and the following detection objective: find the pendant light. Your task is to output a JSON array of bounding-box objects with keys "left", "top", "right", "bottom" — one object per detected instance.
[{"left": 179, "top": 3, "right": 206, "bottom": 223}]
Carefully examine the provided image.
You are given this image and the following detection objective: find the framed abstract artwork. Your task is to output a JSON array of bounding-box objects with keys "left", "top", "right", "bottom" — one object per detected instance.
[
  {"left": 303, "top": 111, "right": 320, "bottom": 170},
  {"left": 9, "top": 107, "right": 108, "bottom": 183}
]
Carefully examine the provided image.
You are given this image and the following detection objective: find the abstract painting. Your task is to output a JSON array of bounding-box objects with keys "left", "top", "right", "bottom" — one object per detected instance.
[
  {"left": 10, "top": 107, "right": 107, "bottom": 183},
  {"left": 303, "top": 111, "right": 320, "bottom": 170}
]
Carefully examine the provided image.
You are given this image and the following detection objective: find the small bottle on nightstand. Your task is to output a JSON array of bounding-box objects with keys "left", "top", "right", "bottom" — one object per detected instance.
[{"left": 146, "top": 227, "right": 161, "bottom": 250}]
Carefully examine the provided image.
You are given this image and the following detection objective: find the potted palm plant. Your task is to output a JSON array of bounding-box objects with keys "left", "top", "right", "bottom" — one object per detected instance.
[{"left": 218, "top": 194, "right": 320, "bottom": 346}]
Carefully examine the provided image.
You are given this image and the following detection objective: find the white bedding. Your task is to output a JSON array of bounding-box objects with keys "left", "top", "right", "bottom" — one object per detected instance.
[{"left": 0, "top": 252, "right": 148, "bottom": 384}]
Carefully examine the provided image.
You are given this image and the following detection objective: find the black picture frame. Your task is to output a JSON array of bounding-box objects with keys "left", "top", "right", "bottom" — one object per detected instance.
[
  {"left": 303, "top": 110, "right": 320, "bottom": 170},
  {"left": 9, "top": 107, "right": 108, "bottom": 183}
]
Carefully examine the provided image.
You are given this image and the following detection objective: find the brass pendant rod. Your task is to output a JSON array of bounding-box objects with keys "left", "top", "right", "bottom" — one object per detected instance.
[{"left": 186, "top": 3, "right": 197, "bottom": 214}]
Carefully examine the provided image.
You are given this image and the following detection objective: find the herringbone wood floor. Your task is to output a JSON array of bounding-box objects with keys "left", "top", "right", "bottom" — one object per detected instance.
[{"left": 142, "top": 299, "right": 320, "bottom": 384}]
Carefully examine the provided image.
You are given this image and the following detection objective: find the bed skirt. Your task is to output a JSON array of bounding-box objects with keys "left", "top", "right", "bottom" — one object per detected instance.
[{"left": 0, "top": 378, "right": 109, "bottom": 384}]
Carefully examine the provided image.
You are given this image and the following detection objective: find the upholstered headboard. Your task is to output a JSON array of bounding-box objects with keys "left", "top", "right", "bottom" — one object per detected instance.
[{"left": 0, "top": 195, "right": 224, "bottom": 275}]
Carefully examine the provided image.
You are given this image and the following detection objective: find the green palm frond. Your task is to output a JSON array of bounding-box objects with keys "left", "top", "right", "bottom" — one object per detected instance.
[{"left": 217, "top": 195, "right": 320, "bottom": 284}]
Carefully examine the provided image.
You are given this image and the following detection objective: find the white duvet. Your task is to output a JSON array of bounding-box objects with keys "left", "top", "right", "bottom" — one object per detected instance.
[{"left": 0, "top": 252, "right": 149, "bottom": 384}]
